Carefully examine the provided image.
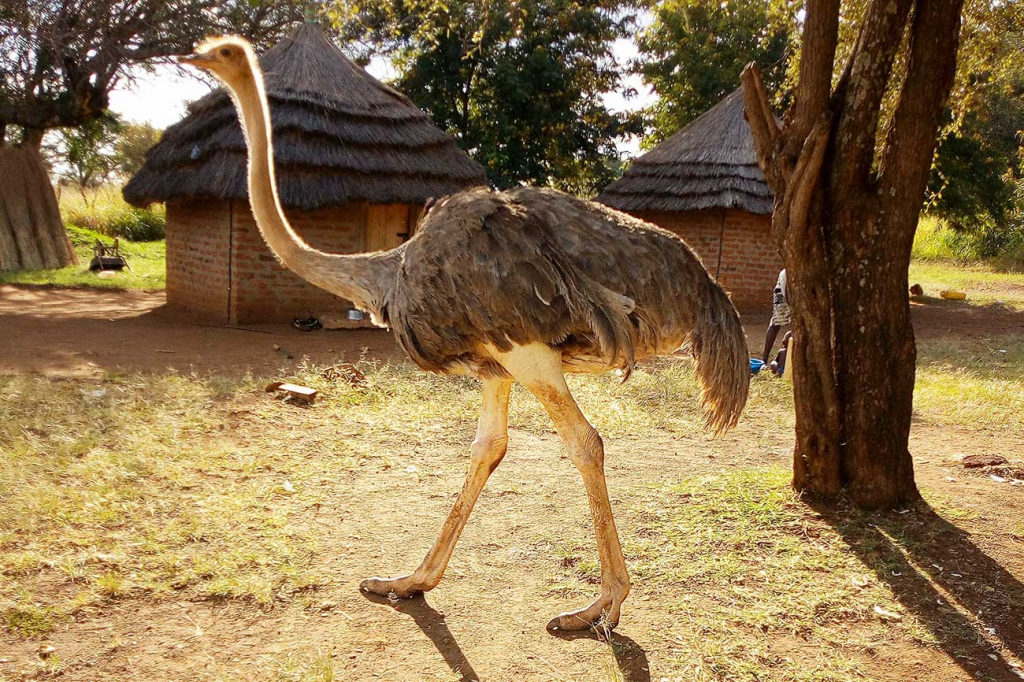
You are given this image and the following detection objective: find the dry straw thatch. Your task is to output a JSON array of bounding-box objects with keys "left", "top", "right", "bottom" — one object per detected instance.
[
  {"left": 598, "top": 89, "right": 772, "bottom": 215},
  {"left": 124, "top": 24, "right": 487, "bottom": 210}
]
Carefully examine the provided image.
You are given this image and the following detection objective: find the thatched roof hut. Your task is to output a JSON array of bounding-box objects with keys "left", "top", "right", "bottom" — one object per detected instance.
[
  {"left": 598, "top": 89, "right": 778, "bottom": 309},
  {"left": 125, "top": 23, "right": 487, "bottom": 325},
  {"left": 598, "top": 89, "right": 771, "bottom": 214},
  {"left": 125, "top": 23, "right": 485, "bottom": 208}
]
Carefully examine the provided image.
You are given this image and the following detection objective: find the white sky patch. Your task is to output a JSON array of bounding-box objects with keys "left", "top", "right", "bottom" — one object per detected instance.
[{"left": 108, "top": 38, "right": 656, "bottom": 158}]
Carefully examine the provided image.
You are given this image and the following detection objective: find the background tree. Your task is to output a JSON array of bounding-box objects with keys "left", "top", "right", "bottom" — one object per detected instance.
[
  {"left": 0, "top": 0, "right": 321, "bottom": 272},
  {"left": 927, "top": 0, "right": 1024, "bottom": 254},
  {"left": 335, "top": 0, "right": 641, "bottom": 195},
  {"left": 113, "top": 122, "right": 163, "bottom": 180},
  {"left": 741, "top": 0, "right": 966, "bottom": 507},
  {"left": 636, "top": 0, "right": 797, "bottom": 145},
  {"left": 44, "top": 115, "right": 124, "bottom": 201}
]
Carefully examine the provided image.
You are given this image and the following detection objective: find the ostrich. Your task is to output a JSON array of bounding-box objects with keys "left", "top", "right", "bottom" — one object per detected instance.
[{"left": 180, "top": 37, "right": 749, "bottom": 632}]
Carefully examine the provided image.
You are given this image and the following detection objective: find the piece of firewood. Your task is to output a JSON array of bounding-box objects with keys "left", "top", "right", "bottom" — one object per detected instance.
[{"left": 264, "top": 381, "right": 318, "bottom": 404}]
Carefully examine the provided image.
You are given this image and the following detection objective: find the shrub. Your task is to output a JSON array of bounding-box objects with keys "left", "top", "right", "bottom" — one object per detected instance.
[
  {"left": 913, "top": 215, "right": 1024, "bottom": 269},
  {"left": 60, "top": 185, "right": 165, "bottom": 242}
]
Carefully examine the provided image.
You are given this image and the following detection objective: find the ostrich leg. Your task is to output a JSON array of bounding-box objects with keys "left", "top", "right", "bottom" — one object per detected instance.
[
  {"left": 494, "top": 344, "right": 631, "bottom": 631},
  {"left": 361, "top": 377, "right": 512, "bottom": 597}
]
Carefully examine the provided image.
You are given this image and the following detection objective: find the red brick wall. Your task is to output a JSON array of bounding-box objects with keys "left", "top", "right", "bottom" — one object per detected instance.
[
  {"left": 635, "top": 209, "right": 781, "bottom": 310},
  {"left": 165, "top": 201, "right": 422, "bottom": 324},
  {"left": 166, "top": 202, "right": 231, "bottom": 320},
  {"left": 229, "top": 201, "right": 366, "bottom": 324}
]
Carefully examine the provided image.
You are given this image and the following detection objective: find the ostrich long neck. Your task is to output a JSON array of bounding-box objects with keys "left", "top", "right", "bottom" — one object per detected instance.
[{"left": 227, "top": 60, "right": 394, "bottom": 317}]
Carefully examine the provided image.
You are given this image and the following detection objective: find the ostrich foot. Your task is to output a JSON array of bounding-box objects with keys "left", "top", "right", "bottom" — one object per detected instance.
[
  {"left": 359, "top": 574, "right": 430, "bottom": 600},
  {"left": 546, "top": 592, "right": 625, "bottom": 632}
]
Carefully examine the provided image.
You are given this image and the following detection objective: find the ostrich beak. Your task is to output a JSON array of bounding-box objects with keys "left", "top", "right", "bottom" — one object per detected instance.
[{"left": 177, "top": 53, "right": 214, "bottom": 68}]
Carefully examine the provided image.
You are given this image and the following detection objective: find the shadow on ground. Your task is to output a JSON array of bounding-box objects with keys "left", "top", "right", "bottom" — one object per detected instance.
[
  {"left": 361, "top": 592, "right": 480, "bottom": 682},
  {"left": 361, "top": 591, "right": 652, "bottom": 682},
  {"left": 550, "top": 628, "right": 652, "bottom": 682},
  {"left": 816, "top": 500, "right": 1024, "bottom": 682}
]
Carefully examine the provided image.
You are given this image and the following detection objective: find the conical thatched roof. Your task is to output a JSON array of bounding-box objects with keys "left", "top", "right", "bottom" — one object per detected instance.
[
  {"left": 124, "top": 24, "right": 487, "bottom": 210},
  {"left": 598, "top": 89, "right": 772, "bottom": 215}
]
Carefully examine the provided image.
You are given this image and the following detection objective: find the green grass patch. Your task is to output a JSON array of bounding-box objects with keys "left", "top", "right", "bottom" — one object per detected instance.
[
  {"left": 272, "top": 649, "right": 339, "bottom": 682},
  {"left": 909, "top": 260, "right": 1024, "bottom": 310},
  {"left": 0, "top": 224, "right": 165, "bottom": 290},
  {"left": 915, "top": 336, "right": 1024, "bottom": 431},
  {"left": 0, "top": 373, "right": 328, "bottom": 636},
  {"left": 290, "top": 357, "right": 793, "bottom": 444}
]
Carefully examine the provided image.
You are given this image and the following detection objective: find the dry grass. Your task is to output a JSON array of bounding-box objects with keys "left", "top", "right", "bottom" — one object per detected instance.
[
  {"left": 0, "top": 374, "right": 330, "bottom": 635},
  {"left": 915, "top": 336, "right": 1024, "bottom": 431},
  {"left": 1, "top": 345, "right": 1021, "bottom": 680}
]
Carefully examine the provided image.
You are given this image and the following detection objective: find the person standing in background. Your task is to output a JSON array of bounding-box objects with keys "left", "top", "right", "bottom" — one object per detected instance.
[{"left": 761, "top": 269, "right": 790, "bottom": 363}]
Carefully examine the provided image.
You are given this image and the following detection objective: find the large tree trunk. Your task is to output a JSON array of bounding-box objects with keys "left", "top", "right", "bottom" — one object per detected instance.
[
  {"left": 0, "top": 136, "right": 77, "bottom": 272},
  {"left": 743, "top": 0, "right": 964, "bottom": 509}
]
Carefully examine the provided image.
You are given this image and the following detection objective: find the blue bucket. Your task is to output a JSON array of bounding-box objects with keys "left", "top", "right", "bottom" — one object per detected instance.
[{"left": 749, "top": 358, "right": 765, "bottom": 375}]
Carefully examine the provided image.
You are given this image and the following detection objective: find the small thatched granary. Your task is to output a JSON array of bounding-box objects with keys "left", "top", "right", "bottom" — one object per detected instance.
[
  {"left": 598, "top": 89, "right": 778, "bottom": 309},
  {"left": 125, "top": 23, "right": 486, "bottom": 324}
]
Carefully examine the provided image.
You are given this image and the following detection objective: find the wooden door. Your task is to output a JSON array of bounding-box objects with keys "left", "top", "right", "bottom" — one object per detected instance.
[{"left": 364, "top": 204, "right": 410, "bottom": 253}]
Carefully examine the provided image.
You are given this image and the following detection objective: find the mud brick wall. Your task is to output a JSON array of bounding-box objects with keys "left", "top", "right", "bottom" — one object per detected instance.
[
  {"left": 228, "top": 201, "right": 366, "bottom": 324},
  {"left": 635, "top": 209, "right": 781, "bottom": 310},
  {"left": 165, "top": 201, "right": 416, "bottom": 324},
  {"left": 165, "top": 202, "right": 232, "bottom": 320}
]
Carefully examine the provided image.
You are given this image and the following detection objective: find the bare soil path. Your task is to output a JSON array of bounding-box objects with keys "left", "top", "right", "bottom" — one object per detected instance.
[
  {"left": 4, "top": 285, "right": 1024, "bottom": 378},
  {"left": 1, "top": 284, "right": 1023, "bottom": 681}
]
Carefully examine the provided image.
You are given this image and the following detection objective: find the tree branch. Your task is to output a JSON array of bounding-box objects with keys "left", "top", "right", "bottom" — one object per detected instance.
[
  {"left": 740, "top": 63, "right": 784, "bottom": 196},
  {"left": 879, "top": 0, "right": 965, "bottom": 252},
  {"left": 829, "top": 0, "right": 914, "bottom": 194},
  {"left": 788, "top": 115, "right": 832, "bottom": 236},
  {"left": 786, "top": 0, "right": 841, "bottom": 151}
]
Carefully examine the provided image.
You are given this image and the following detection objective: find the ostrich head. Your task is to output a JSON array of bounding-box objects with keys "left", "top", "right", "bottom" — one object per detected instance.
[{"left": 179, "top": 37, "right": 254, "bottom": 86}]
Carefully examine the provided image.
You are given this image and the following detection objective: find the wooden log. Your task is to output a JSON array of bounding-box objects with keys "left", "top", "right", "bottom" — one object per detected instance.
[{"left": 264, "top": 381, "right": 318, "bottom": 404}]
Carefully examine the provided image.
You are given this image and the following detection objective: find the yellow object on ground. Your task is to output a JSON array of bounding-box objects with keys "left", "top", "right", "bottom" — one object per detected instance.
[
  {"left": 940, "top": 289, "right": 967, "bottom": 300},
  {"left": 782, "top": 336, "right": 794, "bottom": 382}
]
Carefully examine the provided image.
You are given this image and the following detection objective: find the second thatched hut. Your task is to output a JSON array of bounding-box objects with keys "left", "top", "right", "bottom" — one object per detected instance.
[
  {"left": 598, "top": 89, "right": 778, "bottom": 309},
  {"left": 125, "top": 23, "right": 486, "bottom": 324}
]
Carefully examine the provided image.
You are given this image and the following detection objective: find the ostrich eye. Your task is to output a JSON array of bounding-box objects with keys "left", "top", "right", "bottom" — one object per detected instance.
[{"left": 220, "top": 48, "right": 232, "bottom": 58}]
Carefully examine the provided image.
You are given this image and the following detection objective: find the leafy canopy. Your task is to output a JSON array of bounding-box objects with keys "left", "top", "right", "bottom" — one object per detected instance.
[
  {"left": 0, "top": 0, "right": 324, "bottom": 139},
  {"left": 334, "top": 0, "right": 643, "bottom": 195},
  {"left": 635, "top": 0, "right": 797, "bottom": 145}
]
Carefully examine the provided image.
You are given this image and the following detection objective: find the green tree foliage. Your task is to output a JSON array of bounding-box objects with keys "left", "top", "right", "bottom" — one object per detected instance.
[
  {"left": 113, "top": 122, "right": 162, "bottom": 179},
  {"left": 44, "top": 115, "right": 124, "bottom": 199},
  {"left": 635, "top": 0, "right": 797, "bottom": 144},
  {"left": 335, "top": 0, "right": 641, "bottom": 195},
  {"left": 927, "top": 0, "right": 1024, "bottom": 248}
]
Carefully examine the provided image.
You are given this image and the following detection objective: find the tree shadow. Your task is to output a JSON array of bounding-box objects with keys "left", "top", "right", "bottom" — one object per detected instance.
[
  {"left": 812, "top": 499, "right": 1024, "bottom": 681},
  {"left": 548, "top": 628, "right": 652, "bottom": 682},
  {"left": 361, "top": 591, "right": 479, "bottom": 682}
]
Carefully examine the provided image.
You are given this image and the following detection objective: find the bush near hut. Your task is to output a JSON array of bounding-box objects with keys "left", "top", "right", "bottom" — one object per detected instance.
[
  {"left": 913, "top": 215, "right": 1024, "bottom": 270},
  {"left": 61, "top": 186, "right": 166, "bottom": 242}
]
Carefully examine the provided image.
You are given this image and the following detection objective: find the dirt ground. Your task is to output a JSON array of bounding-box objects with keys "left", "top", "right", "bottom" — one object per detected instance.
[
  {"left": 3, "top": 285, "right": 1023, "bottom": 378},
  {"left": 2, "top": 285, "right": 1023, "bottom": 682}
]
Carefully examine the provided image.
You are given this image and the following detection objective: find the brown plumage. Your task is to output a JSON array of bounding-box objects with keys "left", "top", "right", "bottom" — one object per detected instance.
[
  {"left": 180, "top": 35, "right": 749, "bottom": 633},
  {"left": 382, "top": 186, "right": 748, "bottom": 432}
]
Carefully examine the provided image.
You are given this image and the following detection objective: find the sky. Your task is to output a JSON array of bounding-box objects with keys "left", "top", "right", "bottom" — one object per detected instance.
[{"left": 106, "top": 38, "right": 656, "bottom": 157}]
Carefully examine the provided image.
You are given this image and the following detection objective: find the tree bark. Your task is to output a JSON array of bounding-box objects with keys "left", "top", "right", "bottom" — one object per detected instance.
[
  {"left": 742, "top": 0, "right": 964, "bottom": 509},
  {"left": 0, "top": 141, "right": 77, "bottom": 272}
]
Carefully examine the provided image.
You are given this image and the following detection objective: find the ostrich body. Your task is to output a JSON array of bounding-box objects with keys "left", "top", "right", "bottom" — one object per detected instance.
[{"left": 182, "top": 38, "right": 749, "bottom": 632}]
